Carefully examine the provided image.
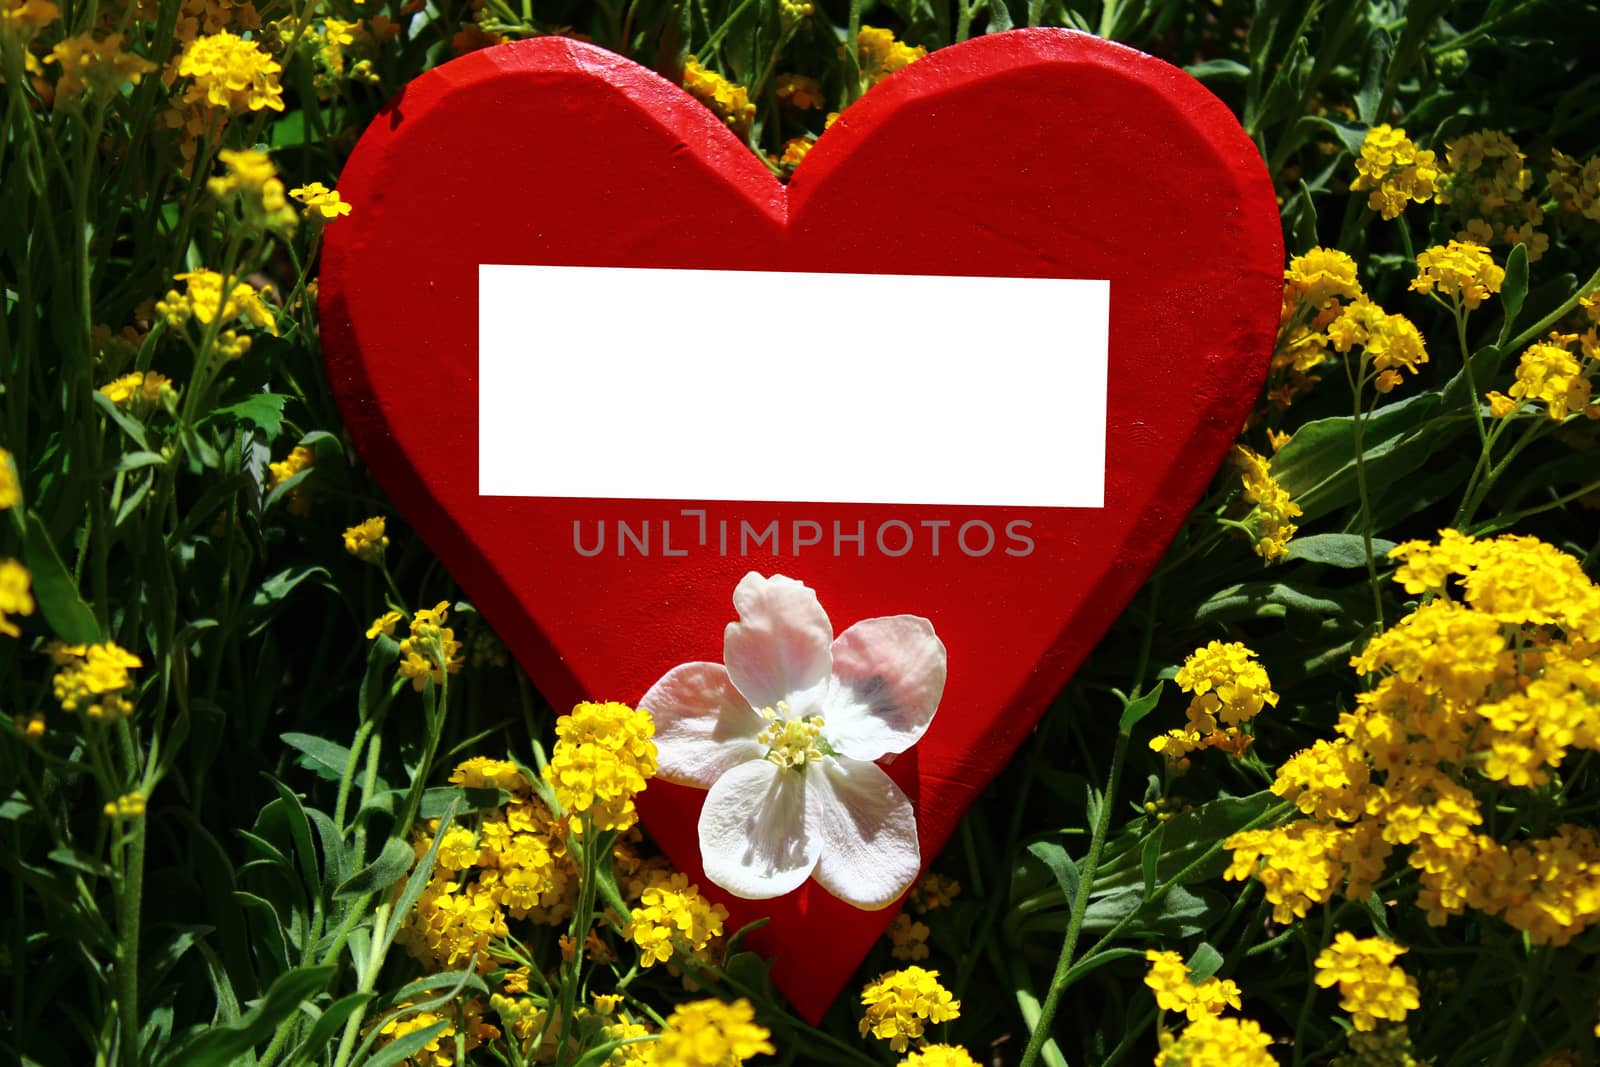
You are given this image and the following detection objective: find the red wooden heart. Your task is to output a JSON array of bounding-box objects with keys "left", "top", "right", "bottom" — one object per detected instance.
[{"left": 320, "top": 28, "right": 1281, "bottom": 1022}]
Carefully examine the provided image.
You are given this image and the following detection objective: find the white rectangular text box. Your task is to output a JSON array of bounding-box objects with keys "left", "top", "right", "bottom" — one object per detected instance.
[{"left": 479, "top": 265, "right": 1108, "bottom": 507}]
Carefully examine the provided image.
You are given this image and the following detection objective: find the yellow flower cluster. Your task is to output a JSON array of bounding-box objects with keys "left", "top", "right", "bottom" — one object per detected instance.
[
  {"left": 103, "top": 790, "right": 146, "bottom": 819},
  {"left": 267, "top": 443, "right": 313, "bottom": 515},
  {"left": 1154, "top": 1015, "right": 1277, "bottom": 1067},
  {"left": 886, "top": 912, "right": 930, "bottom": 961},
  {"left": 397, "top": 760, "right": 578, "bottom": 971},
  {"left": 46, "top": 33, "right": 155, "bottom": 98},
  {"left": 290, "top": 181, "right": 352, "bottom": 220},
  {"left": 770, "top": 136, "right": 813, "bottom": 173},
  {"left": 626, "top": 871, "right": 728, "bottom": 970},
  {"left": 1313, "top": 933, "right": 1420, "bottom": 1032},
  {"left": 1351, "top": 125, "right": 1440, "bottom": 220},
  {"left": 177, "top": 30, "right": 284, "bottom": 113},
  {"left": 1272, "top": 247, "right": 1363, "bottom": 406},
  {"left": 374, "top": 1000, "right": 496, "bottom": 1067},
  {"left": 682, "top": 57, "right": 754, "bottom": 133},
  {"left": 858, "top": 25, "right": 926, "bottom": 86},
  {"left": 1326, "top": 296, "right": 1430, "bottom": 393},
  {"left": 155, "top": 269, "right": 278, "bottom": 363},
  {"left": 343, "top": 516, "right": 388, "bottom": 564},
  {"left": 1143, "top": 951, "right": 1242, "bottom": 1022},
  {"left": 909, "top": 872, "right": 960, "bottom": 913},
  {"left": 859, "top": 966, "right": 961, "bottom": 1052},
  {"left": 1409, "top": 240, "right": 1504, "bottom": 310},
  {"left": 543, "top": 701, "right": 658, "bottom": 832},
  {"left": 208, "top": 148, "right": 295, "bottom": 233},
  {"left": 652, "top": 998, "right": 773, "bottom": 1067},
  {"left": 100, "top": 371, "right": 176, "bottom": 415},
  {"left": 1488, "top": 334, "right": 1599, "bottom": 421},
  {"left": 900, "top": 1047, "right": 980, "bottom": 1067},
  {"left": 398, "top": 601, "right": 465, "bottom": 691},
  {"left": 51, "top": 641, "right": 142, "bottom": 719},
  {"left": 1330, "top": 1026, "right": 1423, "bottom": 1067},
  {"left": 1549, "top": 149, "right": 1600, "bottom": 228},
  {"left": 0, "top": 558, "right": 35, "bottom": 638},
  {"left": 1230, "top": 446, "right": 1302, "bottom": 561},
  {"left": 1228, "top": 531, "right": 1600, "bottom": 943},
  {"left": 1153, "top": 640, "right": 1279, "bottom": 764},
  {"left": 1439, "top": 130, "right": 1547, "bottom": 260}
]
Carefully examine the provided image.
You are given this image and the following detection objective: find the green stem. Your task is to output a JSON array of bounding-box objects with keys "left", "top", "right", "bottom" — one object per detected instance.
[
  {"left": 1016, "top": 727, "right": 1131, "bottom": 1067},
  {"left": 1345, "top": 357, "right": 1383, "bottom": 628}
]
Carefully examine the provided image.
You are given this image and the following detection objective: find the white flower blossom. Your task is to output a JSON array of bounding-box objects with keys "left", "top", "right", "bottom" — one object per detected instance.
[{"left": 641, "top": 572, "right": 946, "bottom": 910}]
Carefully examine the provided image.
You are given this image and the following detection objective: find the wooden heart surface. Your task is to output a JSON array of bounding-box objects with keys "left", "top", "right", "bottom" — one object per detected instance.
[{"left": 320, "top": 28, "right": 1281, "bottom": 1021}]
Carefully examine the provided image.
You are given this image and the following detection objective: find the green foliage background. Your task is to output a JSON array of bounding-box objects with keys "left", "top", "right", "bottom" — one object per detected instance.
[{"left": 3, "top": 0, "right": 1600, "bottom": 1065}]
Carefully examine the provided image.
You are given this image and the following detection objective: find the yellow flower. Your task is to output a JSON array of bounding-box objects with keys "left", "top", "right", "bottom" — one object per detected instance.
[
  {"left": 103, "top": 790, "right": 146, "bottom": 819},
  {"left": 1440, "top": 130, "right": 1547, "bottom": 260},
  {"left": 886, "top": 912, "right": 930, "bottom": 961},
  {"left": 858, "top": 25, "right": 926, "bottom": 86},
  {"left": 775, "top": 73, "right": 823, "bottom": 109},
  {"left": 1177, "top": 640, "right": 1279, "bottom": 728},
  {"left": 99, "top": 371, "right": 176, "bottom": 415},
  {"left": 290, "top": 181, "right": 353, "bottom": 220},
  {"left": 0, "top": 559, "right": 34, "bottom": 638},
  {"left": 46, "top": 33, "right": 155, "bottom": 98},
  {"left": 1231, "top": 446, "right": 1302, "bottom": 560},
  {"left": 397, "top": 600, "right": 465, "bottom": 691},
  {"left": 1503, "top": 340, "right": 1594, "bottom": 420},
  {"left": 900, "top": 1047, "right": 980, "bottom": 1067},
  {"left": 267, "top": 444, "right": 314, "bottom": 515},
  {"left": 1549, "top": 148, "right": 1600, "bottom": 226},
  {"left": 436, "top": 826, "right": 480, "bottom": 871},
  {"left": 542, "top": 701, "right": 657, "bottom": 831},
  {"left": 682, "top": 57, "right": 754, "bottom": 133},
  {"left": 365, "top": 610, "right": 402, "bottom": 640},
  {"left": 0, "top": 447, "right": 19, "bottom": 509},
  {"left": 177, "top": 30, "right": 284, "bottom": 113},
  {"left": 909, "top": 872, "right": 961, "bottom": 913},
  {"left": 0, "top": 0, "right": 59, "bottom": 35},
  {"left": 1410, "top": 241, "right": 1505, "bottom": 310},
  {"left": 859, "top": 966, "right": 960, "bottom": 1052},
  {"left": 771, "top": 136, "right": 814, "bottom": 171},
  {"left": 208, "top": 148, "right": 295, "bottom": 233},
  {"left": 1326, "top": 297, "right": 1430, "bottom": 388},
  {"left": 1313, "top": 933, "right": 1420, "bottom": 1032},
  {"left": 1351, "top": 125, "right": 1440, "bottom": 219},
  {"left": 448, "top": 756, "right": 528, "bottom": 793},
  {"left": 52, "top": 642, "right": 142, "bottom": 719},
  {"left": 652, "top": 998, "right": 772, "bottom": 1067},
  {"left": 1155, "top": 1015, "right": 1277, "bottom": 1067},
  {"left": 342, "top": 516, "right": 388, "bottom": 564},
  {"left": 626, "top": 871, "right": 728, "bottom": 968},
  {"left": 1143, "top": 950, "right": 1243, "bottom": 1022}
]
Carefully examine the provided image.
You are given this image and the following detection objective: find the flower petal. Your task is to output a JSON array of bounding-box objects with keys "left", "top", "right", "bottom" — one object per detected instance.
[
  {"left": 822, "top": 616, "right": 947, "bottom": 761},
  {"left": 698, "top": 758, "right": 821, "bottom": 900},
  {"left": 724, "top": 573, "right": 834, "bottom": 712},
  {"left": 640, "top": 662, "right": 768, "bottom": 789},
  {"left": 807, "top": 757, "right": 920, "bottom": 910}
]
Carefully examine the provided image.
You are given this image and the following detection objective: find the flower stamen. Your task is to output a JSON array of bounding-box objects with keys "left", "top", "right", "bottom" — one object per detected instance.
[{"left": 758, "top": 702, "right": 827, "bottom": 769}]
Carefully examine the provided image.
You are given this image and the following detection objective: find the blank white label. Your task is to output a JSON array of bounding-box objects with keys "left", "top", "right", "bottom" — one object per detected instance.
[{"left": 479, "top": 265, "right": 1108, "bottom": 508}]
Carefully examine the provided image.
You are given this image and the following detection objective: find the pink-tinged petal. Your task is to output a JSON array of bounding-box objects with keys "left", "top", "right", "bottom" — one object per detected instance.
[
  {"left": 807, "top": 757, "right": 920, "bottom": 910},
  {"left": 698, "top": 758, "right": 820, "bottom": 900},
  {"left": 724, "top": 573, "right": 834, "bottom": 711},
  {"left": 822, "top": 616, "right": 947, "bottom": 762},
  {"left": 640, "top": 662, "right": 768, "bottom": 789}
]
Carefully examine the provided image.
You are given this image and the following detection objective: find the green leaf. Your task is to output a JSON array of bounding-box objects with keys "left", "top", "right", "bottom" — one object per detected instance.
[
  {"left": 1025, "top": 840, "right": 1079, "bottom": 908},
  {"left": 1285, "top": 533, "right": 1398, "bottom": 568},
  {"left": 159, "top": 965, "right": 333, "bottom": 1067},
  {"left": 361, "top": 1021, "right": 450, "bottom": 1067},
  {"left": 376, "top": 800, "right": 459, "bottom": 958},
  {"left": 1140, "top": 824, "right": 1164, "bottom": 900},
  {"left": 390, "top": 969, "right": 490, "bottom": 1002},
  {"left": 208, "top": 393, "right": 288, "bottom": 438},
  {"left": 1498, "top": 243, "right": 1530, "bottom": 346},
  {"left": 281, "top": 732, "right": 353, "bottom": 783},
  {"left": 1118, "top": 682, "right": 1165, "bottom": 734},
  {"left": 722, "top": 951, "right": 775, "bottom": 998},
  {"left": 983, "top": 0, "right": 1013, "bottom": 32},
  {"left": 289, "top": 991, "right": 374, "bottom": 1063},
  {"left": 1354, "top": 30, "right": 1391, "bottom": 124},
  {"left": 334, "top": 836, "right": 414, "bottom": 900},
  {"left": 1186, "top": 942, "right": 1224, "bottom": 982},
  {"left": 1093, "top": 793, "right": 1278, "bottom": 894},
  {"left": 23, "top": 511, "right": 100, "bottom": 643},
  {"left": 1185, "top": 58, "right": 1250, "bottom": 81},
  {"left": 49, "top": 848, "right": 114, "bottom": 879},
  {"left": 109, "top": 450, "right": 167, "bottom": 473},
  {"left": 90, "top": 390, "right": 149, "bottom": 449}
]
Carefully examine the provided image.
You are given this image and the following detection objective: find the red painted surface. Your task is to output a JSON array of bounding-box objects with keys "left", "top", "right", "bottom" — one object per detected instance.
[{"left": 320, "top": 29, "right": 1282, "bottom": 1021}]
